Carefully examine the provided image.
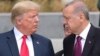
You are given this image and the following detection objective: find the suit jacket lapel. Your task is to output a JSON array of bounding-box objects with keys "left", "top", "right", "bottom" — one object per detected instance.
[
  {"left": 7, "top": 30, "right": 19, "bottom": 56},
  {"left": 82, "top": 26, "right": 96, "bottom": 56},
  {"left": 64, "top": 34, "right": 75, "bottom": 56},
  {"left": 31, "top": 34, "right": 41, "bottom": 56}
]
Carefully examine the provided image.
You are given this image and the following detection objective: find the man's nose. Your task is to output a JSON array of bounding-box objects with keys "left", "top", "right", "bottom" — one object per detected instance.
[
  {"left": 35, "top": 16, "right": 39, "bottom": 22},
  {"left": 63, "top": 19, "right": 68, "bottom": 25}
]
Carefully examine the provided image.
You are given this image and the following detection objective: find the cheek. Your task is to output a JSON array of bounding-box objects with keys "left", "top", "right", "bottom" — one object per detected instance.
[
  {"left": 68, "top": 19, "right": 80, "bottom": 29},
  {"left": 26, "top": 19, "right": 34, "bottom": 25},
  {"left": 29, "top": 19, "right": 36, "bottom": 24},
  {"left": 68, "top": 19, "right": 75, "bottom": 26},
  {"left": 22, "top": 20, "right": 33, "bottom": 28},
  {"left": 74, "top": 21, "right": 81, "bottom": 30}
]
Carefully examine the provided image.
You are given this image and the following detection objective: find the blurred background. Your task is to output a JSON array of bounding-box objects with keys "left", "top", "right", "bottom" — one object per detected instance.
[
  {"left": 0, "top": 0, "right": 99, "bottom": 12},
  {"left": 0, "top": 0, "right": 100, "bottom": 53}
]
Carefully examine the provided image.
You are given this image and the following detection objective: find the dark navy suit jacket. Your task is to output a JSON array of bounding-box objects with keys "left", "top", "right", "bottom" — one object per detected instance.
[
  {"left": 63, "top": 25, "right": 100, "bottom": 56},
  {"left": 0, "top": 30, "right": 54, "bottom": 56}
]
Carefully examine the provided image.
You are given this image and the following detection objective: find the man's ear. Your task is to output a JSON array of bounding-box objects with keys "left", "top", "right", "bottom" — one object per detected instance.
[
  {"left": 15, "top": 16, "right": 23, "bottom": 25},
  {"left": 79, "top": 12, "right": 85, "bottom": 21}
]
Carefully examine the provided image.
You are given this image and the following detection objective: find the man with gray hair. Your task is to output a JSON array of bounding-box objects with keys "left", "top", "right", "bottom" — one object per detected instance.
[
  {"left": 63, "top": 0, "right": 100, "bottom": 56},
  {"left": 0, "top": 1, "right": 54, "bottom": 56}
]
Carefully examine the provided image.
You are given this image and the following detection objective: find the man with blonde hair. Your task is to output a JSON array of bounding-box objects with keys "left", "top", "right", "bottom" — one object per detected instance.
[{"left": 0, "top": 1, "right": 54, "bottom": 56}]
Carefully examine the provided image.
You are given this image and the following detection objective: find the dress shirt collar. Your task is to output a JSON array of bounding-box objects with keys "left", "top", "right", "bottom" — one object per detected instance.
[
  {"left": 14, "top": 26, "right": 23, "bottom": 41},
  {"left": 78, "top": 22, "right": 91, "bottom": 40},
  {"left": 14, "top": 26, "right": 32, "bottom": 41}
]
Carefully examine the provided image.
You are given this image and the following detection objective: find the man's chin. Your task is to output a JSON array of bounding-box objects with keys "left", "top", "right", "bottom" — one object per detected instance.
[{"left": 32, "top": 29, "right": 37, "bottom": 33}]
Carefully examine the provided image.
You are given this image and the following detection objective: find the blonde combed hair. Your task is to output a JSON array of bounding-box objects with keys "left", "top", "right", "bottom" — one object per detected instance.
[{"left": 11, "top": 1, "right": 40, "bottom": 23}]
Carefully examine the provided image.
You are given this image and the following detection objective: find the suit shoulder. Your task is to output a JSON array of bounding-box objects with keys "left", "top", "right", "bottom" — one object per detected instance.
[
  {"left": 0, "top": 30, "right": 14, "bottom": 40},
  {"left": 32, "top": 33, "right": 51, "bottom": 41},
  {"left": 92, "top": 26, "right": 100, "bottom": 35},
  {"left": 0, "top": 31, "right": 12, "bottom": 37},
  {"left": 95, "top": 27, "right": 100, "bottom": 32},
  {"left": 64, "top": 34, "right": 75, "bottom": 41}
]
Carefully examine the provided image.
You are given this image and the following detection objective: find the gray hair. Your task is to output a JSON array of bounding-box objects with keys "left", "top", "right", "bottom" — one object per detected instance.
[{"left": 65, "top": 0, "right": 89, "bottom": 20}]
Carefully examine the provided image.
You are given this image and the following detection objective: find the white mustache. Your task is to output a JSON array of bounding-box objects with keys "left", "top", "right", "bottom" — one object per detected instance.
[{"left": 63, "top": 24, "right": 68, "bottom": 31}]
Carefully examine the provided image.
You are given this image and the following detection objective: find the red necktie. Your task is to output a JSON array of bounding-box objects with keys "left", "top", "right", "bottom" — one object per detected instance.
[
  {"left": 20, "top": 35, "right": 29, "bottom": 56},
  {"left": 74, "top": 36, "right": 82, "bottom": 56}
]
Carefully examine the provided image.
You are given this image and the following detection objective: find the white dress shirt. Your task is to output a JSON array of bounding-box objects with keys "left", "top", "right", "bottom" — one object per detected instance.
[
  {"left": 14, "top": 27, "right": 35, "bottom": 56},
  {"left": 75, "top": 23, "right": 91, "bottom": 52}
]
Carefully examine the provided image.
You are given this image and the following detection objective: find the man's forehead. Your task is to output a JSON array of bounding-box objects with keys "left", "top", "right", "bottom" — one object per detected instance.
[{"left": 63, "top": 6, "right": 74, "bottom": 15}]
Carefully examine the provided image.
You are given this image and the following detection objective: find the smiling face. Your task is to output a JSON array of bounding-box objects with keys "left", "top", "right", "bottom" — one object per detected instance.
[
  {"left": 63, "top": 5, "right": 82, "bottom": 34},
  {"left": 16, "top": 9, "right": 39, "bottom": 35}
]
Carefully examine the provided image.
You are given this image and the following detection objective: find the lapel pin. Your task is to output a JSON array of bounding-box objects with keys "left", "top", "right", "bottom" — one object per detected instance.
[
  {"left": 36, "top": 41, "right": 39, "bottom": 44},
  {"left": 88, "top": 40, "right": 91, "bottom": 44}
]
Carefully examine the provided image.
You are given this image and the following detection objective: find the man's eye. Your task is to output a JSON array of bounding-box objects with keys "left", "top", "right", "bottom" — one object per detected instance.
[
  {"left": 30, "top": 15, "right": 35, "bottom": 18},
  {"left": 32, "top": 16, "right": 35, "bottom": 18},
  {"left": 65, "top": 17, "right": 69, "bottom": 20}
]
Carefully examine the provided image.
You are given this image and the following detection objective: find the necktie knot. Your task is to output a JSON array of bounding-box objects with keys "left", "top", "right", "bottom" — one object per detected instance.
[
  {"left": 74, "top": 36, "right": 82, "bottom": 56},
  {"left": 22, "top": 35, "right": 27, "bottom": 40},
  {"left": 77, "top": 36, "right": 82, "bottom": 42}
]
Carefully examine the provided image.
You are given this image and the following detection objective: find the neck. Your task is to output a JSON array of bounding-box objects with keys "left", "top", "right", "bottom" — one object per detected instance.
[
  {"left": 15, "top": 26, "right": 32, "bottom": 35},
  {"left": 75, "top": 21, "right": 89, "bottom": 35}
]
